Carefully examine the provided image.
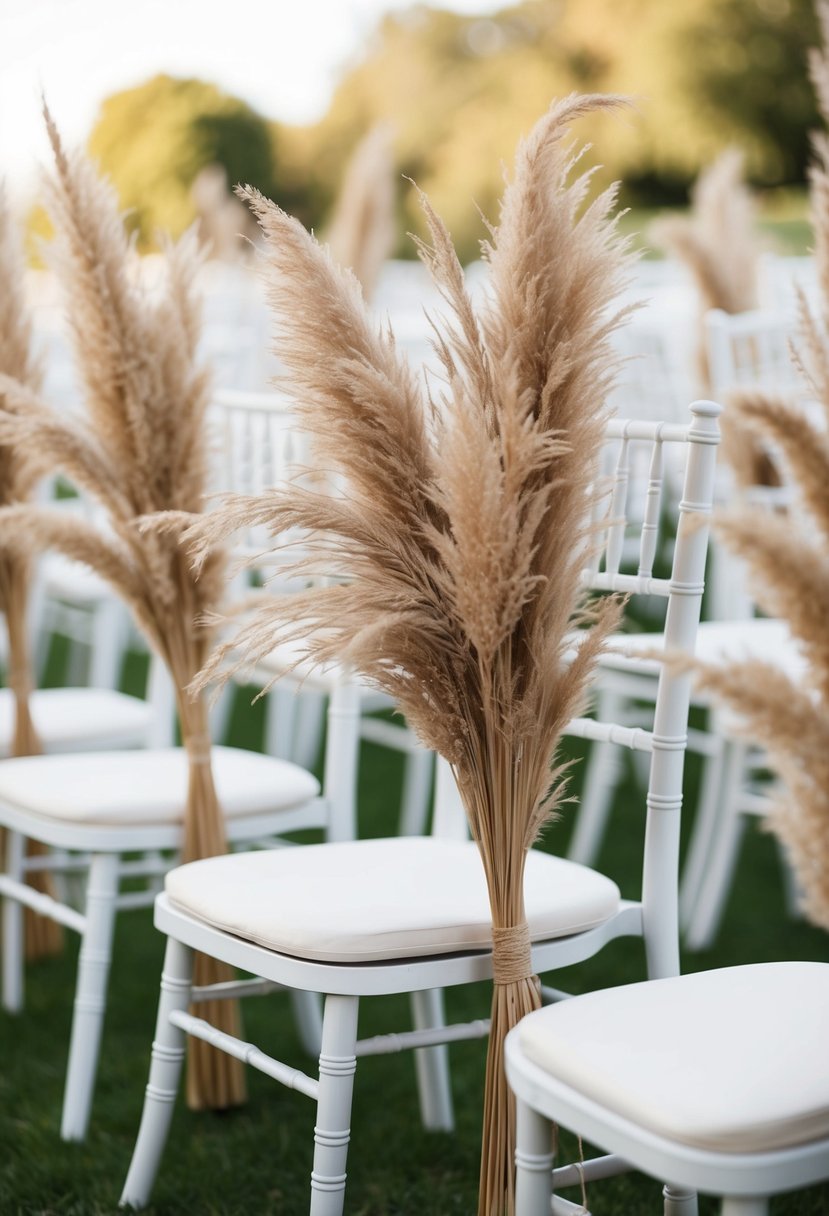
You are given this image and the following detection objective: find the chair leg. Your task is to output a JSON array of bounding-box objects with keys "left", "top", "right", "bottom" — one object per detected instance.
[
  {"left": 310, "top": 994, "right": 359, "bottom": 1216},
  {"left": 60, "top": 852, "right": 119, "bottom": 1141},
  {"left": 120, "top": 937, "right": 194, "bottom": 1210},
  {"left": 291, "top": 989, "right": 324, "bottom": 1057},
  {"left": 266, "top": 685, "right": 299, "bottom": 761},
  {"left": 567, "top": 688, "right": 626, "bottom": 866},
  {"left": 410, "top": 988, "right": 454, "bottom": 1131},
  {"left": 663, "top": 1184, "right": 698, "bottom": 1215},
  {"left": 679, "top": 735, "right": 726, "bottom": 929},
  {"left": 293, "top": 691, "right": 326, "bottom": 772},
  {"left": 514, "top": 1096, "right": 554, "bottom": 1216},
  {"left": 2, "top": 829, "right": 25, "bottom": 1013},
  {"left": 685, "top": 742, "right": 748, "bottom": 952},
  {"left": 398, "top": 748, "right": 435, "bottom": 837},
  {"left": 720, "top": 1200, "right": 768, "bottom": 1216}
]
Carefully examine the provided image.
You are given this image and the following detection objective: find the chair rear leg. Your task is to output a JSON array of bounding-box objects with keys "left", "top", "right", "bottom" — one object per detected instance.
[
  {"left": 310, "top": 994, "right": 359, "bottom": 1216},
  {"left": 410, "top": 987, "right": 454, "bottom": 1131},
  {"left": 679, "top": 736, "right": 726, "bottom": 929},
  {"left": 2, "top": 829, "right": 25, "bottom": 1013},
  {"left": 120, "top": 937, "right": 194, "bottom": 1210},
  {"left": 514, "top": 1096, "right": 554, "bottom": 1216},
  {"left": 567, "top": 688, "right": 626, "bottom": 866},
  {"left": 719, "top": 1200, "right": 768, "bottom": 1216},
  {"left": 291, "top": 989, "right": 324, "bottom": 1056},
  {"left": 398, "top": 748, "right": 435, "bottom": 837},
  {"left": 61, "top": 852, "right": 119, "bottom": 1140},
  {"left": 684, "top": 741, "right": 748, "bottom": 952}
]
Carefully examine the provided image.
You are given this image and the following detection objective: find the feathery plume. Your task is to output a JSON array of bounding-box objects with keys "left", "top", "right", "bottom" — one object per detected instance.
[
  {"left": 192, "top": 93, "right": 633, "bottom": 1213},
  {"left": 688, "top": 20, "right": 829, "bottom": 931},
  {"left": 325, "top": 123, "right": 397, "bottom": 301},
  {"left": 0, "top": 108, "right": 242, "bottom": 1109},
  {"left": 0, "top": 185, "right": 64, "bottom": 959},
  {"left": 651, "top": 148, "right": 761, "bottom": 392}
]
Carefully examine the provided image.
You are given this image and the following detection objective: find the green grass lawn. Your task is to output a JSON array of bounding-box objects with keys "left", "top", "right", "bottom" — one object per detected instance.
[{"left": 1, "top": 650, "right": 828, "bottom": 1215}]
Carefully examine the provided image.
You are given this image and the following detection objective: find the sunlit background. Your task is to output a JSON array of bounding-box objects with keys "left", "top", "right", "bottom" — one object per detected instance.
[{"left": 2, "top": 0, "right": 819, "bottom": 260}]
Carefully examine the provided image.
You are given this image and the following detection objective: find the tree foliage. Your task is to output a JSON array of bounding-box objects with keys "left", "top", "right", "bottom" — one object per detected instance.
[
  {"left": 87, "top": 74, "right": 278, "bottom": 244},
  {"left": 81, "top": 2, "right": 821, "bottom": 262}
]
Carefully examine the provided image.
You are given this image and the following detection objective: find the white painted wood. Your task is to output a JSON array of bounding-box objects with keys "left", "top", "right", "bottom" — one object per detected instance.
[
  {"left": 310, "top": 995, "right": 359, "bottom": 1216},
  {"left": 1, "top": 829, "right": 25, "bottom": 1013},
  {"left": 61, "top": 852, "right": 120, "bottom": 1139},
  {"left": 663, "top": 1184, "right": 698, "bottom": 1215},
  {"left": 410, "top": 988, "right": 454, "bottom": 1131},
  {"left": 120, "top": 938, "right": 194, "bottom": 1211}
]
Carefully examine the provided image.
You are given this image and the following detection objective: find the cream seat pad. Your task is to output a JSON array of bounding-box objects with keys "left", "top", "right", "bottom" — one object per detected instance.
[
  {"left": 600, "top": 619, "right": 805, "bottom": 681},
  {"left": 165, "top": 838, "right": 621, "bottom": 963},
  {"left": 0, "top": 688, "right": 153, "bottom": 757},
  {"left": 519, "top": 962, "right": 829, "bottom": 1153},
  {"left": 0, "top": 746, "right": 319, "bottom": 824}
]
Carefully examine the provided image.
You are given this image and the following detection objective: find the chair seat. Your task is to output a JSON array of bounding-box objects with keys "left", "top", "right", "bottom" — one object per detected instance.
[
  {"left": 601, "top": 618, "right": 806, "bottom": 681},
  {"left": 254, "top": 637, "right": 391, "bottom": 712},
  {"left": 0, "top": 745, "right": 320, "bottom": 825},
  {"left": 0, "top": 688, "right": 153, "bottom": 756},
  {"left": 517, "top": 962, "right": 829, "bottom": 1153},
  {"left": 165, "top": 838, "right": 621, "bottom": 963}
]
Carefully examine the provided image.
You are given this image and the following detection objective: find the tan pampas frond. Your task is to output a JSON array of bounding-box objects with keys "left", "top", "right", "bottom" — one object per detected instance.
[
  {"left": 0, "top": 184, "right": 64, "bottom": 960},
  {"left": 0, "top": 106, "right": 244, "bottom": 1109},
  {"left": 650, "top": 148, "right": 760, "bottom": 392},
  {"left": 192, "top": 93, "right": 634, "bottom": 1214},
  {"left": 686, "top": 19, "right": 829, "bottom": 934},
  {"left": 325, "top": 123, "right": 397, "bottom": 301},
  {"left": 690, "top": 656, "right": 829, "bottom": 931}
]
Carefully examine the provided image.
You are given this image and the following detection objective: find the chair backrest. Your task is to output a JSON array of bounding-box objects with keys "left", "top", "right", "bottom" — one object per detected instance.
[
  {"left": 705, "top": 307, "right": 800, "bottom": 399},
  {"left": 432, "top": 401, "right": 721, "bottom": 976},
  {"left": 207, "top": 388, "right": 314, "bottom": 579}
]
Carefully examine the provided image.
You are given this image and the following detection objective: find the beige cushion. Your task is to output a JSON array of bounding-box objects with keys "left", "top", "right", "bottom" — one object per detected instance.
[
  {"left": 165, "top": 838, "right": 620, "bottom": 963},
  {"left": 0, "top": 688, "right": 153, "bottom": 756},
  {"left": 0, "top": 745, "right": 319, "bottom": 825},
  {"left": 602, "top": 619, "right": 806, "bottom": 682},
  {"left": 519, "top": 962, "right": 829, "bottom": 1153}
]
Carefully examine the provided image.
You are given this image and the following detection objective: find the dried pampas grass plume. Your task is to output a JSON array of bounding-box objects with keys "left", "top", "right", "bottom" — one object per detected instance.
[
  {"left": 651, "top": 148, "right": 760, "bottom": 391},
  {"left": 0, "top": 106, "right": 244, "bottom": 1109},
  {"left": 685, "top": 22, "right": 829, "bottom": 930},
  {"left": 191, "top": 92, "right": 633, "bottom": 1214},
  {"left": 325, "top": 123, "right": 397, "bottom": 301},
  {"left": 0, "top": 185, "right": 64, "bottom": 960}
]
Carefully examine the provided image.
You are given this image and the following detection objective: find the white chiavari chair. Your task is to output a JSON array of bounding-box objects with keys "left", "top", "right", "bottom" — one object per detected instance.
[{"left": 120, "top": 401, "right": 720, "bottom": 1216}]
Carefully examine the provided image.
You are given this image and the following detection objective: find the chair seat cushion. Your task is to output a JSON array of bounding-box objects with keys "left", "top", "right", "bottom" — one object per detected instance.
[
  {"left": 0, "top": 746, "right": 319, "bottom": 824},
  {"left": 165, "top": 838, "right": 621, "bottom": 963},
  {"left": 518, "top": 962, "right": 829, "bottom": 1153},
  {"left": 0, "top": 688, "right": 153, "bottom": 756},
  {"left": 601, "top": 619, "right": 806, "bottom": 682}
]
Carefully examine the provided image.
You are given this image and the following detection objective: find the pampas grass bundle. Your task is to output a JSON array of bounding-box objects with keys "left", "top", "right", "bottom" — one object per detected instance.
[
  {"left": 0, "top": 108, "right": 244, "bottom": 1110},
  {"left": 688, "top": 13, "right": 829, "bottom": 932},
  {"left": 0, "top": 185, "right": 64, "bottom": 960},
  {"left": 651, "top": 148, "right": 761, "bottom": 392},
  {"left": 325, "top": 123, "right": 397, "bottom": 301},
  {"left": 189, "top": 93, "right": 632, "bottom": 1213}
]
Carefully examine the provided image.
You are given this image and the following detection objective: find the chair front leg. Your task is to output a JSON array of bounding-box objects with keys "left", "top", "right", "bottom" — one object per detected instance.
[
  {"left": 60, "top": 851, "right": 119, "bottom": 1140},
  {"left": 514, "top": 1096, "right": 554, "bottom": 1216},
  {"left": 663, "top": 1183, "right": 698, "bottom": 1215},
  {"left": 310, "top": 993, "right": 359, "bottom": 1216},
  {"left": 2, "top": 828, "right": 25, "bottom": 1013},
  {"left": 719, "top": 1199, "right": 768, "bottom": 1216},
  {"left": 121, "top": 936, "right": 194, "bottom": 1210}
]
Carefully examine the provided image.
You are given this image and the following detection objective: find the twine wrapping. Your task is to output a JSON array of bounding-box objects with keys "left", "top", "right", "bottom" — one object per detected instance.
[{"left": 491, "top": 922, "right": 532, "bottom": 986}]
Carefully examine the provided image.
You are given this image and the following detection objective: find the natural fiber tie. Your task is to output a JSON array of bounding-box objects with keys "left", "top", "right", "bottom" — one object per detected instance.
[
  {"left": 491, "top": 922, "right": 532, "bottom": 986},
  {"left": 184, "top": 732, "right": 213, "bottom": 766}
]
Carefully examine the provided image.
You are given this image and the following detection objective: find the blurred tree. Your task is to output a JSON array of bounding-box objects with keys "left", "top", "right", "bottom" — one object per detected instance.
[{"left": 87, "top": 74, "right": 278, "bottom": 244}]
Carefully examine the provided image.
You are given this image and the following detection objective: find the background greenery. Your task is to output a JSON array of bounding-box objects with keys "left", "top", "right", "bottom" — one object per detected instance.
[
  {"left": 1, "top": 636, "right": 828, "bottom": 1215},
  {"left": 63, "top": 0, "right": 821, "bottom": 263}
]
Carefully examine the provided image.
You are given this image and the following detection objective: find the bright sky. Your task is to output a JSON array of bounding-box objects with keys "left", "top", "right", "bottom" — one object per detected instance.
[{"left": 1, "top": 0, "right": 504, "bottom": 202}]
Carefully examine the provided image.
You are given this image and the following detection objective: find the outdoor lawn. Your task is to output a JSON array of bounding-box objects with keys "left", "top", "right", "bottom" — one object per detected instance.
[{"left": 1, "top": 640, "right": 827, "bottom": 1216}]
